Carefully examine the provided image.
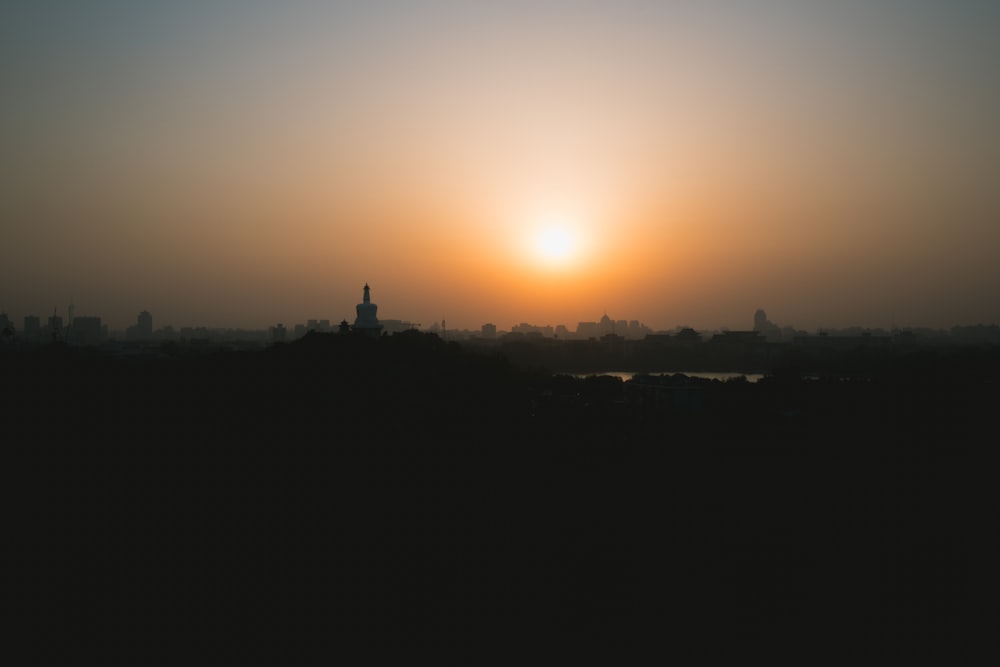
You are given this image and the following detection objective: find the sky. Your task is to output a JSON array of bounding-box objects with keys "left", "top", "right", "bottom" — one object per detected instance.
[{"left": 3, "top": 1, "right": 999, "bottom": 333}]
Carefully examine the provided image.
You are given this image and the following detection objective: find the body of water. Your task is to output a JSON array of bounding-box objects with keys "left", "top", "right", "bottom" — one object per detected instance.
[{"left": 572, "top": 371, "right": 766, "bottom": 383}]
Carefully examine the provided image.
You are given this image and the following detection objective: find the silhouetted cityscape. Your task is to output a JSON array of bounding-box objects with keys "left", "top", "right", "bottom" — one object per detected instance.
[
  {"left": 3, "top": 285, "right": 997, "bottom": 362},
  {"left": 7, "top": 0, "right": 999, "bottom": 661},
  {"left": 5, "top": 284, "right": 997, "bottom": 664}
]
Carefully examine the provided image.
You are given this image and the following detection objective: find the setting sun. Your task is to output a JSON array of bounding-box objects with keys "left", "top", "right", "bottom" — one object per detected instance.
[
  {"left": 2, "top": 2, "right": 998, "bottom": 333},
  {"left": 521, "top": 210, "right": 592, "bottom": 271},
  {"left": 536, "top": 225, "right": 574, "bottom": 262}
]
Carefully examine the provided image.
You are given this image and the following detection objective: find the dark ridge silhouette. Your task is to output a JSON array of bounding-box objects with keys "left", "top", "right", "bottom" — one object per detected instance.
[{"left": 4, "top": 331, "right": 997, "bottom": 663}]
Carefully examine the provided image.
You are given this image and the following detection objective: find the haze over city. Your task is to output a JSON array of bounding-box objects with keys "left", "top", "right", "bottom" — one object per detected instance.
[{"left": 4, "top": 2, "right": 999, "bottom": 333}]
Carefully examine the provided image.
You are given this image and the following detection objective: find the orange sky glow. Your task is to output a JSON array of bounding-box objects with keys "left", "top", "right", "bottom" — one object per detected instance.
[{"left": 3, "top": 2, "right": 999, "bottom": 333}]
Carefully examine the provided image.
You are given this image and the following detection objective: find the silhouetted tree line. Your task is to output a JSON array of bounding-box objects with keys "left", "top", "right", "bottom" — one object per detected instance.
[
  {"left": 4, "top": 331, "right": 997, "bottom": 663},
  {"left": 491, "top": 329, "right": 1000, "bottom": 377}
]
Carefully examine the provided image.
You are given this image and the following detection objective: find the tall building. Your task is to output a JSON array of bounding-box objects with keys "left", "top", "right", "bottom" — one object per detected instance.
[
  {"left": 137, "top": 310, "right": 153, "bottom": 338},
  {"left": 47, "top": 313, "right": 64, "bottom": 341},
  {"left": 304, "top": 319, "right": 332, "bottom": 333},
  {"left": 353, "top": 283, "right": 383, "bottom": 337},
  {"left": 0, "top": 313, "right": 12, "bottom": 343},
  {"left": 127, "top": 310, "right": 154, "bottom": 340}
]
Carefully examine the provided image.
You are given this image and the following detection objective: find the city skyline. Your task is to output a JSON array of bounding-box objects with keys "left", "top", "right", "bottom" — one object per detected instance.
[
  {"left": 4, "top": 2, "right": 999, "bottom": 333},
  {"left": 4, "top": 292, "right": 997, "bottom": 342}
]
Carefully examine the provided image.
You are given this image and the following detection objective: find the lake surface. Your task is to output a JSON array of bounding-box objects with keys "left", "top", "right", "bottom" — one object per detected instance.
[{"left": 571, "top": 371, "right": 766, "bottom": 383}]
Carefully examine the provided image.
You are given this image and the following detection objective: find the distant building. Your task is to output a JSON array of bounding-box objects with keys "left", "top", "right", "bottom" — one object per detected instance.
[
  {"left": 600, "top": 314, "right": 614, "bottom": 336},
  {"left": 137, "top": 310, "right": 153, "bottom": 338},
  {"left": 482, "top": 323, "right": 497, "bottom": 340},
  {"left": 306, "top": 319, "right": 332, "bottom": 333},
  {"left": 125, "top": 310, "right": 153, "bottom": 340},
  {"left": 272, "top": 323, "right": 287, "bottom": 342},
  {"left": 381, "top": 319, "right": 416, "bottom": 335},
  {"left": 753, "top": 308, "right": 782, "bottom": 342},
  {"left": 47, "top": 313, "right": 64, "bottom": 341},
  {"left": 127, "top": 310, "right": 154, "bottom": 340},
  {"left": 0, "top": 313, "right": 12, "bottom": 343},
  {"left": 675, "top": 327, "right": 702, "bottom": 345},
  {"left": 353, "top": 283, "right": 383, "bottom": 337},
  {"left": 512, "top": 322, "right": 554, "bottom": 337}
]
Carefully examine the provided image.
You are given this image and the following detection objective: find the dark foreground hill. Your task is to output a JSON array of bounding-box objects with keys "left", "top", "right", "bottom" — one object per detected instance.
[{"left": 5, "top": 332, "right": 998, "bottom": 664}]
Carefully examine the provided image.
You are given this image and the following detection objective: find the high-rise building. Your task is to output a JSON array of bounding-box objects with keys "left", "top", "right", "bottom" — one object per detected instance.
[
  {"left": 0, "top": 313, "right": 12, "bottom": 342},
  {"left": 137, "top": 310, "right": 153, "bottom": 338},
  {"left": 127, "top": 310, "right": 154, "bottom": 340},
  {"left": 47, "top": 313, "right": 64, "bottom": 341},
  {"left": 305, "top": 319, "right": 332, "bottom": 333}
]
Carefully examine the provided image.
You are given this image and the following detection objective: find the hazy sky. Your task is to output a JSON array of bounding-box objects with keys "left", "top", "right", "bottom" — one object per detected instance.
[{"left": 3, "top": 1, "right": 999, "bottom": 332}]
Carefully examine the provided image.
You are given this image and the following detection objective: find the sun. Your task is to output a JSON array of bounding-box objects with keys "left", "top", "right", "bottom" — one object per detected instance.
[
  {"left": 528, "top": 211, "right": 586, "bottom": 269},
  {"left": 537, "top": 226, "right": 574, "bottom": 262}
]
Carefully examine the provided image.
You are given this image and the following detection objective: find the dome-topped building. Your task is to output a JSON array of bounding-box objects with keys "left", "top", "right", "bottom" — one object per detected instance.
[{"left": 353, "top": 283, "right": 383, "bottom": 337}]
